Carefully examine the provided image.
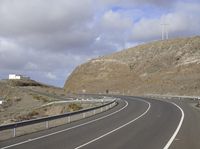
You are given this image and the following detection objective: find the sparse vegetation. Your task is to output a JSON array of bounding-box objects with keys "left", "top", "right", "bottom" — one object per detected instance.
[
  {"left": 67, "top": 103, "right": 82, "bottom": 112},
  {"left": 129, "top": 63, "right": 135, "bottom": 71},
  {"left": 14, "top": 97, "right": 22, "bottom": 102},
  {"left": 8, "top": 79, "right": 45, "bottom": 87},
  {"left": 0, "top": 79, "right": 74, "bottom": 125},
  {"left": 196, "top": 101, "right": 200, "bottom": 108},
  {"left": 32, "top": 94, "right": 49, "bottom": 102},
  {"left": 17, "top": 110, "right": 39, "bottom": 121},
  {"left": 106, "top": 89, "right": 109, "bottom": 94}
]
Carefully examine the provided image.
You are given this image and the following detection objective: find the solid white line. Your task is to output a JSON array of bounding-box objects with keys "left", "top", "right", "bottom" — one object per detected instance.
[
  {"left": 1, "top": 101, "right": 128, "bottom": 149},
  {"left": 74, "top": 99, "right": 151, "bottom": 149},
  {"left": 163, "top": 102, "right": 184, "bottom": 149}
]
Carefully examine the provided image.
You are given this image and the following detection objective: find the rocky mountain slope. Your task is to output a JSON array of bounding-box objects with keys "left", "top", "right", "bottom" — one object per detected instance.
[{"left": 64, "top": 36, "right": 200, "bottom": 96}]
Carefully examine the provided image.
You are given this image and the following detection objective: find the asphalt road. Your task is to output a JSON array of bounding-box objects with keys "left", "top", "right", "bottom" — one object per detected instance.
[{"left": 0, "top": 96, "right": 199, "bottom": 149}]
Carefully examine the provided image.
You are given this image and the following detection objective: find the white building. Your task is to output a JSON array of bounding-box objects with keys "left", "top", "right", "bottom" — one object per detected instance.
[
  {"left": 9, "top": 74, "right": 30, "bottom": 80},
  {"left": 9, "top": 74, "right": 21, "bottom": 80}
]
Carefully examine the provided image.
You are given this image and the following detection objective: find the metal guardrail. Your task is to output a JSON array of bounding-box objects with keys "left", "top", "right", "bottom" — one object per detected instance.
[
  {"left": 145, "top": 94, "right": 200, "bottom": 100},
  {"left": 0, "top": 97, "right": 117, "bottom": 139}
]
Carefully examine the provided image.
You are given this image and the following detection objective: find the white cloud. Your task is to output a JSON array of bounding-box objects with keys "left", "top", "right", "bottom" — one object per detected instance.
[
  {"left": 46, "top": 72, "right": 57, "bottom": 80},
  {"left": 130, "top": 18, "right": 161, "bottom": 42},
  {"left": 24, "top": 62, "right": 38, "bottom": 70},
  {"left": 129, "top": 1, "right": 200, "bottom": 42},
  {"left": 99, "top": 0, "right": 177, "bottom": 7},
  {"left": 0, "top": 0, "right": 93, "bottom": 36},
  {"left": 0, "top": 38, "right": 19, "bottom": 52},
  {"left": 92, "top": 10, "right": 134, "bottom": 51},
  {"left": 165, "top": 2, "right": 200, "bottom": 36},
  {"left": 101, "top": 10, "right": 132, "bottom": 31},
  {"left": 0, "top": 0, "right": 95, "bottom": 54}
]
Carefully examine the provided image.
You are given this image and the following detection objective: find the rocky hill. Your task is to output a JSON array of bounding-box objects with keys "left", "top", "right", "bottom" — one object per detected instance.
[
  {"left": 64, "top": 36, "right": 200, "bottom": 96},
  {"left": 0, "top": 79, "right": 69, "bottom": 125}
]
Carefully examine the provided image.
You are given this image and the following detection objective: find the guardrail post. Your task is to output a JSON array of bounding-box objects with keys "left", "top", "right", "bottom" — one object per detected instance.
[
  {"left": 83, "top": 113, "right": 86, "bottom": 118},
  {"left": 46, "top": 121, "right": 49, "bottom": 129},
  {"left": 13, "top": 127, "right": 16, "bottom": 137},
  {"left": 68, "top": 116, "right": 71, "bottom": 123},
  {"left": 101, "top": 107, "right": 103, "bottom": 112}
]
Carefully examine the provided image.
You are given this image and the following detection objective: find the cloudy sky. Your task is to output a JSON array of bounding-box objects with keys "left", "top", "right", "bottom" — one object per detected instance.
[{"left": 0, "top": 0, "right": 200, "bottom": 87}]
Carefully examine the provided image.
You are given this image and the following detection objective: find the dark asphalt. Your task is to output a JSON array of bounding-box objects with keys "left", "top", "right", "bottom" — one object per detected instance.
[
  {"left": 167, "top": 98, "right": 200, "bottom": 149},
  {"left": 0, "top": 96, "right": 199, "bottom": 149}
]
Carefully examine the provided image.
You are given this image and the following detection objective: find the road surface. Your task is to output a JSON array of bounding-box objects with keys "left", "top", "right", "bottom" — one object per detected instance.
[{"left": 0, "top": 96, "right": 199, "bottom": 149}]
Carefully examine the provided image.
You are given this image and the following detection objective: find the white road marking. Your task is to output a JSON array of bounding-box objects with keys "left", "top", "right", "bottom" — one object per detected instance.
[
  {"left": 1, "top": 101, "right": 128, "bottom": 149},
  {"left": 74, "top": 99, "right": 151, "bottom": 149},
  {"left": 163, "top": 102, "right": 184, "bottom": 149}
]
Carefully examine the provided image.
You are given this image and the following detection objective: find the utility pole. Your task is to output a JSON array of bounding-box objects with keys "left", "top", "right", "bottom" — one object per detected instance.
[
  {"left": 161, "top": 17, "right": 169, "bottom": 40},
  {"left": 161, "top": 23, "right": 169, "bottom": 40}
]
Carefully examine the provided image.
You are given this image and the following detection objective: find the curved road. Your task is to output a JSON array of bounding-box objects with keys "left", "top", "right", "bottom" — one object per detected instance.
[{"left": 0, "top": 96, "right": 193, "bottom": 149}]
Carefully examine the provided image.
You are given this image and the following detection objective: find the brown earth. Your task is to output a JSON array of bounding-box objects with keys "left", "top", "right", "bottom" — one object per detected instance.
[
  {"left": 0, "top": 79, "right": 81, "bottom": 125},
  {"left": 64, "top": 36, "right": 200, "bottom": 96}
]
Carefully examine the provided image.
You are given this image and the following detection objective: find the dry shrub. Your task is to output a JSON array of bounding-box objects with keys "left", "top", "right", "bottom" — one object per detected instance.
[{"left": 67, "top": 103, "right": 82, "bottom": 112}]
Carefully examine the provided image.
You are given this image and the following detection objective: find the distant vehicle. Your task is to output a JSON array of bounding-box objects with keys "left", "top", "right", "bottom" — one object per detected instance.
[{"left": 0, "top": 97, "right": 3, "bottom": 105}]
